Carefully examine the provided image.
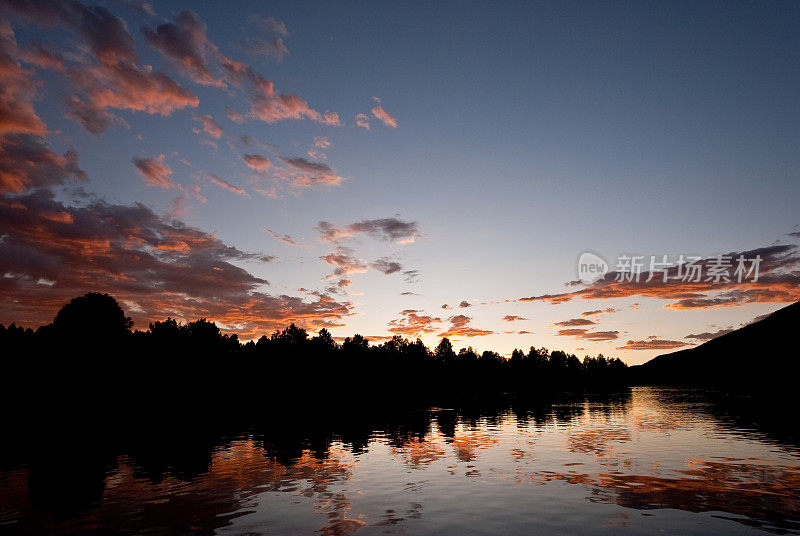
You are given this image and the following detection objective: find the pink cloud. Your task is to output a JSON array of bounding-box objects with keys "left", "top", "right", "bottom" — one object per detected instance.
[
  {"left": 371, "top": 105, "right": 397, "bottom": 128},
  {"left": 194, "top": 114, "right": 223, "bottom": 138},
  {"left": 205, "top": 173, "right": 248, "bottom": 196},
  {"left": 355, "top": 113, "right": 370, "bottom": 129},
  {"left": 132, "top": 154, "right": 176, "bottom": 189}
]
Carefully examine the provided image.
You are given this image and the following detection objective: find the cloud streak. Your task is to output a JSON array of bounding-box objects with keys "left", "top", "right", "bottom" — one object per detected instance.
[{"left": 519, "top": 245, "right": 800, "bottom": 309}]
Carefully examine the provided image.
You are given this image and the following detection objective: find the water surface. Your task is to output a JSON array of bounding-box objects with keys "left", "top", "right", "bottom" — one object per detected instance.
[{"left": 2, "top": 387, "right": 799, "bottom": 535}]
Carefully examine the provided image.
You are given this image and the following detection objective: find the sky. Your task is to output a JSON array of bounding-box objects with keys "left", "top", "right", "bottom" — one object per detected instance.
[{"left": 1, "top": 0, "right": 799, "bottom": 364}]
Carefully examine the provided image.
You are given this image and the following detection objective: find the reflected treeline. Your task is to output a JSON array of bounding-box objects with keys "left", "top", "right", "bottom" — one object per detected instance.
[
  {"left": 0, "top": 293, "right": 628, "bottom": 413},
  {"left": 0, "top": 391, "right": 632, "bottom": 525}
]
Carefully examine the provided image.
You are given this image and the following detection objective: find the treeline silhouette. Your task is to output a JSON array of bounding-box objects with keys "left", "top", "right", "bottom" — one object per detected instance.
[{"left": 1, "top": 293, "right": 627, "bottom": 414}]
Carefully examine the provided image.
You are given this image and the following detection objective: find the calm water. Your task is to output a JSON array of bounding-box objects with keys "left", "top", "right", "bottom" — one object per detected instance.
[{"left": 2, "top": 387, "right": 799, "bottom": 535}]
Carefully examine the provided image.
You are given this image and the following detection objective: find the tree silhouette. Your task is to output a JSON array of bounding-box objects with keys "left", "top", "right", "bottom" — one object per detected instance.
[
  {"left": 52, "top": 292, "right": 132, "bottom": 337},
  {"left": 434, "top": 337, "right": 455, "bottom": 361}
]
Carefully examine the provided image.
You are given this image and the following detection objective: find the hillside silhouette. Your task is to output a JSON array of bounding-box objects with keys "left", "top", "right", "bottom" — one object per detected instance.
[
  {"left": 0, "top": 293, "right": 628, "bottom": 416},
  {"left": 632, "top": 300, "right": 800, "bottom": 391}
]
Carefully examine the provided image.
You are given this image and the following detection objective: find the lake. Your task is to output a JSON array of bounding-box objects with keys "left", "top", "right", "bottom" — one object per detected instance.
[{"left": 1, "top": 386, "right": 799, "bottom": 535}]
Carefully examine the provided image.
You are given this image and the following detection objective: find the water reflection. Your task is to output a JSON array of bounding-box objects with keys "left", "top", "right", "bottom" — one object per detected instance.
[{"left": 2, "top": 387, "right": 800, "bottom": 535}]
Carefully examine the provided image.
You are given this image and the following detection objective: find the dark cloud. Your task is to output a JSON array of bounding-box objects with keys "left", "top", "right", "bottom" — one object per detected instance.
[
  {"left": 316, "top": 217, "right": 420, "bottom": 243},
  {"left": 5, "top": 0, "right": 198, "bottom": 134},
  {"left": 0, "top": 22, "right": 48, "bottom": 135},
  {"left": 684, "top": 328, "right": 733, "bottom": 341},
  {"left": 502, "top": 315, "right": 527, "bottom": 322},
  {"left": 141, "top": 9, "right": 223, "bottom": 86},
  {"left": 4, "top": 0, "right": 137, "bottom": 65},
  {"left": 242, "top": 153, "right": 272, "bottom": 171},
  {"left": 279, "top": 156, "right": 334, "bottom": 174},
  {"left": 459, "top": 300, "right": 471, "bottom": 308},
  {"left": 555, "top": 318, "right": 596, "bottom": 327},
  {"left": 1, "top": 134, "right": 86, "bottom": 193},
  {"left": 403, "top": 270, "right": 419, "bottom": 283},
  {"left": 372, "top": 258, "right": 402, "bottom": 275}
]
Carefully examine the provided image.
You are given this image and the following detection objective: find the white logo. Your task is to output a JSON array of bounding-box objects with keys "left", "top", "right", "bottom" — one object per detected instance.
[{"left": 577, "top": 251, "right": 609, "bottom": 283}]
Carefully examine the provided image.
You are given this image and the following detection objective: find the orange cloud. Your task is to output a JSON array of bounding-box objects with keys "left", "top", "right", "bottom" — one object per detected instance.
[
  {"left": 437, "top": 315, "right": 494, "bottom": 338},
  {"left": 388, "top": 309, "right": 442, "bottom": 337},
  {"left": 519, "top": 245, "right": 800, "bottom": 309},
  {"left": 0, "top": 189, "right": 352, "bottom": 339}
]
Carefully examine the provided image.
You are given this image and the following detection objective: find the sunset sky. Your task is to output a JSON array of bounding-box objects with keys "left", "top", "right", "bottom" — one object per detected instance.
[{"left": 1, "top": 0, "right": 799, "bottom": 364}]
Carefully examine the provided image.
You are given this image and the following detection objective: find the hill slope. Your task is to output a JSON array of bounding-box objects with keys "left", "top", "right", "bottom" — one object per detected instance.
[{"left": 632, "top": 301, "right": 800, "bottom": 389}]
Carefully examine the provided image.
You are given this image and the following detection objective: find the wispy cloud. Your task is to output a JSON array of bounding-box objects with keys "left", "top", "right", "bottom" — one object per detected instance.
[
  {"left": 194, "top": 113, "right": 223, "bottom": 138},
  {"left": 204, "top": 173, "right": 248, "bottom": 196}
]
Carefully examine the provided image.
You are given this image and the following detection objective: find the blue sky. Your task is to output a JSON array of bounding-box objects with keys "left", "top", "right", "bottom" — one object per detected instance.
[{"left": 1, "top": 0, "right": 799, "bottom": 363}]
